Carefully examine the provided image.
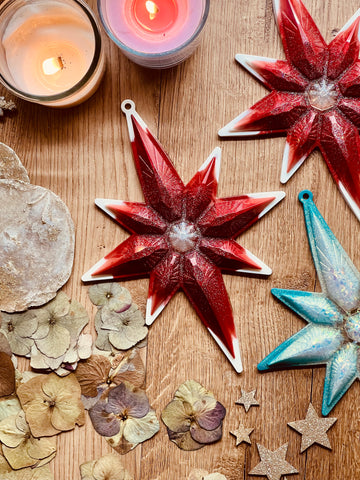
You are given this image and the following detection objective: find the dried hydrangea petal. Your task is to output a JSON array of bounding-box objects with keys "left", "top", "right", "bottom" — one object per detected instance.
[
  {"left": 0, "top": 331, "right": 12, "bottom": 356},
  {"left": 190, "top": 422, "right": 223, "bottom": 444},
  {"left": 106, "top": 383, "right": 150, "bottom": 418},
  {"left": 0, "top": 311, "right": 37, "bottom": 356},
  {"left": 122, "top": 409, "right": 159, "bottom": 444},
  {"left": 175, "top": 381, "right": 217, "bottom": 407},
  {"left": 107, "top": 431, "right": 135, "bottom": 455},
  {"left": 161, "top": 400, "right": 191, "bottom": 433},
  {"left": 80, "top": 453, "right": 134, "bottom": 480},
  {"left": 0, "top": 396, "right": 21, "bottom": 422},
  {"left": 80, "top": 460, "right": 96, "bottom": 480},
  {"left": 89, "top": 399, "right": 120, "bottom": 437},
  {"left": 162, "top": 380, "right": 226, "bottom": 451},
  {"left": 76, "top": 355, "right": 111, "bottom": 397},
  {"left": 17, "top": 373, "right": 85, "bottom": 437},
  {"left": 167, "top": 429, "right": 203, "bottom": 451},
  {"left": 0, "top": 414, "right": 24, "bottom": 448},
  {"left": 35, "top": 324, "right": 71, "bottom": 358},
  {"left": 0, "top": 411, "right": 56, "bottom": 470},
  {"left": 188, "top": 469, "right": 210, "bottom": 480},
  {"left": 76, "top": 350, "right": 146, "bottom": 406},
  {"left": 196, "top": 401, "right": 226, "bottom": 431},
  {"left": 0, "top": 352, "right": 15, "bottom": 396},
  {"left": 0, "top": 180, "right": 75, "bottom": 312},
  {"left": 88, "top": 283, "right": 132, "bottom": 310}
]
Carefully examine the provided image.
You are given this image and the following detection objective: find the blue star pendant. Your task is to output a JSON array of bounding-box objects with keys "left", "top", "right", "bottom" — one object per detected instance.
[{"left": 259, "top": 190, "right": 360, "bottom": 415}]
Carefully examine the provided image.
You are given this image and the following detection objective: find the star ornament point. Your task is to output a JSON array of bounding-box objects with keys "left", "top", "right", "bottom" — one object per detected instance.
[
  {"left": 259, "top": 190, "right": 360, "bottom": 415},
  {"left": 249, "top": 443, "right": 298, "bottom": 480},
  {"left": 82, "top": 101, "right": 285, "bottom": 372},
  {"left": 288, "top": 403, "right": 337, "bottom": 452},
  {"left": 220, "top": 0, "right": 360, "bottom": 221}
]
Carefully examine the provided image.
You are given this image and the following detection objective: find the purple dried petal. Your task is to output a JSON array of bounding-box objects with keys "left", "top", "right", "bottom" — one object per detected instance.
[
  {"left": 115, "top": 303, "right": 132, "bottom": 313},
  {"left": 190, "top": 422, "right": 223, "bottom": 444},
  {"left": 106, "top": 383, "right": 150, "bottom": 418},
  {"left": 197, "top": 401, "right": 226, "bottom": 430},
  {"left": 89, "top": 400, "right": 120, "bottom": 437}
]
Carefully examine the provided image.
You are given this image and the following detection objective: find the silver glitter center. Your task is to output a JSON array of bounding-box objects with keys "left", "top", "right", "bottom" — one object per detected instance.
[
  {"left": 307, "top": 79, "right": 338, "bottom": 111},
  {"left": 168, "top": 221, "right": 199, "bottom": 253},
  {"left": 344, "top": 312, "right": 360, "bottom": 343}
]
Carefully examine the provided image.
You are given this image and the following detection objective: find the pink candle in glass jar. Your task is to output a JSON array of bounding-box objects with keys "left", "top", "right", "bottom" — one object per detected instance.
[{"left": 98, "top": 0, "right": 209, "bottom": 68}]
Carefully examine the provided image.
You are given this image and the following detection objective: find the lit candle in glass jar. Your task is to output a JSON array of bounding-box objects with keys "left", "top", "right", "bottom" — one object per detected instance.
[
  {"left": 98, "top": 0, "right": 209, "bottom": 68},
  {"left": 0, "top": 0, "right": 105, "bottom": 107}
]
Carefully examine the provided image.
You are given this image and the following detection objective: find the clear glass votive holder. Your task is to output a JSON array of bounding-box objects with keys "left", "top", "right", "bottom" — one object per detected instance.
[
  {"left": 0, "top": 0, "right": 106, "bottom": 107},
  {"left": 98, "top": 0, "right": 210, "bottom": 69}
]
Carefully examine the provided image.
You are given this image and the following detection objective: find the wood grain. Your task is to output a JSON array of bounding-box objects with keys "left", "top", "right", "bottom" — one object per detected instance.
[{"left": 1, "top": 0, "right": 360, "bottom": 478}]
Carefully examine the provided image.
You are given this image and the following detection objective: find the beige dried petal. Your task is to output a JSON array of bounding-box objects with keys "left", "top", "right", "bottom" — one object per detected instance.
[
  {"left": 0, "top": 445, "right": 12, "bottom": 475},
  {"left": 205, "top": 474, "right": 228, "bottom": 480},
  {"left": 17, "top": 373, "right": 85, "bottom": 437},
  {"left": 123, "top": 409, "right": 159, "bottom": 445},
  {"left": 29, "top": 344, "right": 51, "bottom": 370},
  {"left": 110, "top": 350, "right": 145, "bottom": 388},
  {"left": 107, "top": 431, "right": 135, "bottom": 456},
  {"left": 3, "top": 436, "right": 55, "bottom": 470},
  {"left": 0, "top": 143, "right": 29, "bottom": 183},
  {"left": 0, "top": 396, "right": 21, "bottom": 422},
  {"left": 92, "top": 453, "right": 133, "bottom": 480},
  {"left": 80, "top": 460, "right": 96, "bottom": 480},
  {"left": 188, "top": 469, "right": 209, "bottom": 480},
  {"left": 35, "top": 323, "right": 70, "bottom": 358},
  {"left": 88, "top": 283, "right": 132, "bottom": 310},
  {"left": 0, "top": 414, "right": 24, "bottom": 447},
  {"left": 0, "top": 180, "right": 75, "bottom": 312},
  {"left": 77, "top": 333, "right": 93, "bottom": 360},
  {"left": 4, "top": 464, "right": 54, "bottom": 480},
  {"left": 1, "top": 311, "right": 38, "bottom": 338},
  {"left": 175, "top": 380, "right": 216, "bottom": 407},
  {"left": 161, "top": 400, "right": 191, "bottom": 433},
  {"left": 0, "top": 331, "right": 12, "bottom": 356}
]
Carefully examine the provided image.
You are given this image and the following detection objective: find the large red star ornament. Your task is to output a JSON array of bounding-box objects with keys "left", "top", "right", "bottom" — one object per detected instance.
[
  {"left": 83, "top": 100, "right": 285, "bottom": 372},
  {"left": 219, "top": 0, "right": 360, "bottom": 221}
]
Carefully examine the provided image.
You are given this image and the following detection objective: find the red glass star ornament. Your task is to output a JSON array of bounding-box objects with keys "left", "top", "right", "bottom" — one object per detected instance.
[
  {"left": 83, "top": 100, "right": 285, "bottom": 372},
  {"left": 219, "top": 0, "right": 360, "bottom": 221}
]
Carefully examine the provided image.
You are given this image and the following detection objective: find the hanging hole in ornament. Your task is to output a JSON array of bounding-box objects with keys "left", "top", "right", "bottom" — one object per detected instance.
[
  {"left": 121, "top": 99, "right": 136, "bottom": 114},
  {"left": 299, "top": 190, "right": 313, "bottom": 202}
]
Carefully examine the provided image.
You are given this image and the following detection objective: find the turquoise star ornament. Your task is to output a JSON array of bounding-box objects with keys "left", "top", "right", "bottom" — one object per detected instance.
[{"left": 259, "top": 190, "right": 360, "bottom": 415}]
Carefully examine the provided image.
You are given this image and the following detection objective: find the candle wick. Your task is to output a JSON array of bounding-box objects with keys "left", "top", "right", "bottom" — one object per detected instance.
[
  {"left": 145, "top": 1, "right": 159, "bottom": 21},
  {"left": 42, "top": 56, "right": 64, "bottom": 76}
]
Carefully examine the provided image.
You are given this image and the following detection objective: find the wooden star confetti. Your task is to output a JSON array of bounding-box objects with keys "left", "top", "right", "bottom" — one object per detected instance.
[
  {"left": 288, "top": 403, "right": 337, "bottom": 452},
  {"left": 230, "top": 423, "right": 253, "bottom": 445},
  {"left": 235, "top": 388, "right": 259, "bottom": 412},
  {"left": 249, "top": 443, "right": 298, "bottom": 480}
]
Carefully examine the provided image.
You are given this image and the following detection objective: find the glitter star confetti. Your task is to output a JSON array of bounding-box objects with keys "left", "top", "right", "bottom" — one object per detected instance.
[
  {"left": 82, "top": 100, "right": 285, "bottom": 372},
  {"left": 219, "top": 0, "right": 360, "bottom": 221},
  {"left": 249, "top": 443, "right": 298, "bottom": 480},
  {"left": 230, "top": 422, "right": 254, "bottom": 445},
  {"left": 288, "top": 403, "right": 337, "bottom": 452},
  {"left": 259, "top": 190, "right": 360, "bottom": 415},
  {"left": 235, "top": 388, "right": 259, "bottom": 412}
]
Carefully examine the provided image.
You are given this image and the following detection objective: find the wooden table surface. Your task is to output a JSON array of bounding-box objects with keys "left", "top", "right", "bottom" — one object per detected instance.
[{"left": 3, "top": 0, "right": 360, "bottom": 478}]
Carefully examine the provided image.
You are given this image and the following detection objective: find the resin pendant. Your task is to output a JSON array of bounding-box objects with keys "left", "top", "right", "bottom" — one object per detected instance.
[
  {"left": 219, "top": 0, "right": 360, "bottom": 221},
  {"left": 259, "top": 190, "right": 360, "bottom": 415},
  {"left": 83, "top": 99, "right": 285, "bottom": 372}
]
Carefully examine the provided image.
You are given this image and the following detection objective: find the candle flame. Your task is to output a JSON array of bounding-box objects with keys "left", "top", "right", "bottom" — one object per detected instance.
[
  {"left": 145, "top": 1, "right": 159, "bottom": 20},
  {"left": 42, "top": 57, "right": 64, "bottom": 76}
]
